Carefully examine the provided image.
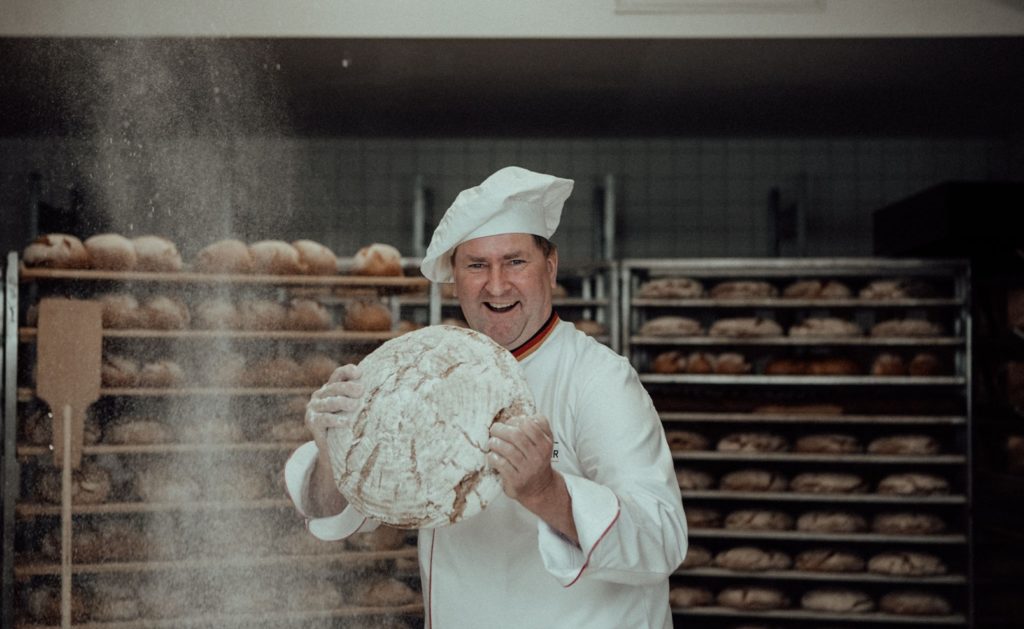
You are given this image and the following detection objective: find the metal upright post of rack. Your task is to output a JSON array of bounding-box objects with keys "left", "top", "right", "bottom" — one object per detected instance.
[{"left": 2, "top": 252, "right": 20, "bottom": 629}]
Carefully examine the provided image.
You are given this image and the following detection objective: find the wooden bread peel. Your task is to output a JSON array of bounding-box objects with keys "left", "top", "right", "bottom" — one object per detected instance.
[{"left": 35, "top": 298, "right": 102, "bottom": 629}]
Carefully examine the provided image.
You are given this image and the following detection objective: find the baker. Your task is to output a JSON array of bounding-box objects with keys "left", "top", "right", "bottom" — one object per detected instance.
[{"left": 284, "top": 166, "right": 687, "bottom": 628}]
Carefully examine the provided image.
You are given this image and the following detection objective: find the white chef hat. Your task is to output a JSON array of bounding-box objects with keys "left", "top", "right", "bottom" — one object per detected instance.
[{"left": 420, "top": 166, "right": 574, "bottom": 283}]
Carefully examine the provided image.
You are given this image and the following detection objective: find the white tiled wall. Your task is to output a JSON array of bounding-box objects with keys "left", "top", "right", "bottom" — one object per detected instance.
[{"left": 0, "top": 135, "right": 1018, "bottom": 263}]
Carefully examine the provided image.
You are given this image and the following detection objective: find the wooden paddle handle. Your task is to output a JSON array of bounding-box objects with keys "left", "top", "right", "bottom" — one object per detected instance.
[
  {"left": 52, "top": 403, "right": 85, "bottom": 470},
  {"left": 60, "top": 405, "right": 72, "bottom": 629}
]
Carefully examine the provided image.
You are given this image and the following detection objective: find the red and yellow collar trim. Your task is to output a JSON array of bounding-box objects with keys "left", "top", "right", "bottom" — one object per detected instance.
[{"left": 511, "top": 311, "right": 560, "bottom": 361}]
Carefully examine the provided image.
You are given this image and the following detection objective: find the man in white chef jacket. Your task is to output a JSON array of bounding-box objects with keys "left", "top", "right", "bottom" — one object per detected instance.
[{"left": 285, "top": 166, "right": 687, "bottom": 628}]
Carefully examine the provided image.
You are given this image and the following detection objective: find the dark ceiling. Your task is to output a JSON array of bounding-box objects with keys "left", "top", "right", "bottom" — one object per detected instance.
[{"left": 1, "top": 36, "right": 1022, "bottom": 137}]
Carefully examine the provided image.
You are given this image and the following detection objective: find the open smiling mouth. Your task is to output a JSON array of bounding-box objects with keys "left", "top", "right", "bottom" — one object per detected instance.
[{"left": 484, "top": 301, "right": 520, "bottom": 313}]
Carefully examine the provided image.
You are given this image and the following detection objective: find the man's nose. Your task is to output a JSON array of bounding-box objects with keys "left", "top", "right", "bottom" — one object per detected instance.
[{"left": 485, "top": 265, "right": 511, "bottom": 293}]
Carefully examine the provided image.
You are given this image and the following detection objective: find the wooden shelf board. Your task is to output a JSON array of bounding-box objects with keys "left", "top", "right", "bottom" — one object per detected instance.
[
  {"left": 15, "top": 548, "right": 417, "bottom": 578},
  {"left": 687, "top": 529, "right": 967, "bottom": 544},
  {"left": 19, "top": 327, "right": 399, "bottom": 342},
  {"left": 659, "top": 412, "right": 967, "bottom": 425},
  {"left": 18, "top": 265, "right": 428, "bottom": 289},
  {"left": 675, "top": 567, "right": 967, "bottom": 585},
  {"left": 640, "top": 374, "right": 965, "bottom": 386},
  {"left": 632, "top": 297, "right": 963, "bottom": 308},
  {"left": 680, "top": 490, "right": 965, "bottom": 504},
  {"left": 19, "top": 387, "right": 316, "bottom": 400},
  {"left": 674, "top": 452, "right": 965, "bottom": 465},
  {"left": 670, "top": 606, "right": 965, "bottom": 625},
  {"left": 18, "top": 441, "right": 302, "bottom": 458},
  {"left": 16, "top": 498, "right": 293, "bottom": 517},
  {"left": 13, "top": 604, "right": 424, "bottom": 629},
  {"left": 631, "top": 335, "right": 963, "bottom": 347}
]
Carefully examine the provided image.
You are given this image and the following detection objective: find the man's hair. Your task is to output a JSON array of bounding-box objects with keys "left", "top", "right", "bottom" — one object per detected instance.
[
  {"left": 449, "top": 235, "right": 557, "bottom": 268},
  {"left": 532, "top": 235, "right": 557, "bottom": 258}
]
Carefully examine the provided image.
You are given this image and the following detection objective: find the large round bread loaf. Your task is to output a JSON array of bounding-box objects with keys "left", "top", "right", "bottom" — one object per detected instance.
[{"left": 326, "top": 325, "right": 535, "bottom": 528}]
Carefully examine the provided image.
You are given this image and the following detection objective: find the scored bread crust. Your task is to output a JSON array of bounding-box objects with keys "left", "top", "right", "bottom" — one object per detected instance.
[{"left": 327, "top": 325, "right": 536, "bottom": 528}]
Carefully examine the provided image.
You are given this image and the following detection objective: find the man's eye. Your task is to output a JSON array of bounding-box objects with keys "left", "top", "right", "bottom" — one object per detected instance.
[
  {"left": 509, "top": 259, "right": 526, "bottom": 266},
  {"left": 468, "top": 263, "right": 486, "bottom": 269}
]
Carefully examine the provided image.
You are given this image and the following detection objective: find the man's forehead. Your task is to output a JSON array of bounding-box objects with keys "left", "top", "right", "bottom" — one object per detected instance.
[{"left": 454, "top": 233, "right": 538, "bottom": 258}]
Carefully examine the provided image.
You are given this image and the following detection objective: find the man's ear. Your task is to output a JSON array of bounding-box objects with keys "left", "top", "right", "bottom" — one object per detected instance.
[{"left": 547, "top": 248, "right": 559, "bottom": 286}]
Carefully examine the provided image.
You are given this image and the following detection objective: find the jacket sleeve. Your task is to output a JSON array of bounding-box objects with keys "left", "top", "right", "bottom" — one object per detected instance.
[
  {"left": 284, "top": 440, "right": 380, "bottom": 540},
  {"left": 536, "top": 355, "right": 687, "bottom": 586}
]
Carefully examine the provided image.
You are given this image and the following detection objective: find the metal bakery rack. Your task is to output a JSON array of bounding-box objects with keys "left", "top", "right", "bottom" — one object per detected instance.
[
  {"left": 622, "top": 257, "right": 972, "bottom": 629},
  {"left": 2, "top": 252, "right": 430, "bottom": 629}
]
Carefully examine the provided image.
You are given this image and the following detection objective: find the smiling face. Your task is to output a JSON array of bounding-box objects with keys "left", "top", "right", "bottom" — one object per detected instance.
[{"left": 451, "top": 233, "right": 558, "bottom": 349}]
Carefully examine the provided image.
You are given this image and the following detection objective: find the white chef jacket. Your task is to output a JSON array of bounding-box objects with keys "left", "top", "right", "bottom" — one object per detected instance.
[{"left": 285, "top": 316, "right": 687, "bottom": 628}]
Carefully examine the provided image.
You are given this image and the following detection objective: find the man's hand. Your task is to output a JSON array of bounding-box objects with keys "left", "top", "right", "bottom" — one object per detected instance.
[
  {"left": 306, "top": 364, "right": 364, "bottom": 450},
  {"left": 487, "top": 415, "right": 556, "bottom": 502},
  {"left": 304, "top": 363, "right": 363, "bottom": 516},
  {"left": 487, "top": 414, "right": 578, "bottom": 545}
]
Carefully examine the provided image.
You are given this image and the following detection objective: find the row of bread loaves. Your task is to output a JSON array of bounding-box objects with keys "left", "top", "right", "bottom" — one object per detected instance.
[
  {"left": 684, "top": 506, "right": 946, "bottom": 536},
  {"left": 669, "top": 583, "right": 952, "bottom": 615},
  {"left": 675, "top": 467, "right": 950, "bottom": 496},
  {"left": 637, "top": 277, "right": 936, "bottom": 300},
  {"left": 666, "top": 429, "right": 941, "bottom": 455},
  {"left": 638, "top": 315, "right": 943, "bottom": 338},
  {"left": 23, "top": 234, "right": 405, "bottom": 277}
]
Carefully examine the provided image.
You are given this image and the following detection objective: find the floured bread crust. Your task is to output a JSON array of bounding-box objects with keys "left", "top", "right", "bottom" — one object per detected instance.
[{"left": 327, "top": 325, "right": 536, "bottom": 528}]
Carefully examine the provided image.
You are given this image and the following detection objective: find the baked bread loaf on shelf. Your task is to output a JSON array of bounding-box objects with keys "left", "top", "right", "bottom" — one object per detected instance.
[
  {"left": 868, "top": 434, "right": 941, "bottom": 455},
  {"left": 249, "top": 240, "right": 304, "bottom": 275},
  {"left": 98, "top": 293, "right": 142, "bottom": 328},
  {"left": 195, "top": 238, "right": 254, "bottom": 274},
  {"left": 675, "top": 467, "right": 715, "bottom": 490},
  {"left": 710, "top": 280, "right": 779, "bottom": 300},
  {"left": 713, "top": 546, "right": 792, "bottom": 571},
  {"left": 719, "top": 469, "right": 789, "bottom": 492},
  {"left": 137, "top": 359, "right": 185, "bottom": 388},
  {"left": 794, "top": 548, "right": 865, "bottom": 573},
  {"left": 789, "top": 317, "right": 862, "bottom": 337},
  {"left": 238, "top": 298, "right": 288, "bottom": 330},
  {"left": 872, "top": 511, "right": 946, "bottom": 535},
  {"left": 877, "top": 472, "right": 950, "bottom": 495},
  {"left": 286, "top": 298, "right": 333, "bottom": 331},
  {"left": 797, "top": 510, "right": 868, "bottom": 533},
  {"left": 352, "top": 242, "right": 404, "bottom": 276},
  {"left": 685, "top": 507, "right": 722, "bottom": 529},
  {"left": 859, "top": 278, "right": 934, "bottom": 299},
  {"left": 801, "top": 588, "right": 874, "bottom": 613},
  {"left": 353, "top": 577, "right": 419, "bottom": 606},
  {"left": 717, "top": 586, "right": 789, "bottom": 610},
  {"left": 193, "top": 297, "right": 241, "bottom": 329},
  {"left": 790, "top": 472, "right": 868, "bottom": 494},
  {"left": 638, "top": 315, "right": 703, "bottom": 337},
  {"left": 636, "top": 277, "right": 704, "bottom": 298},
  {"left": 717, "top": 432, "right": 789, "bottom": 453},
  {"left": 679, "top": 545, "right": 712, "bottom": 568},
  {"left": 292, "top": 239, "right": 338, "bottom": 275},
  {"left": 22, "top": 233, "right": 90, "bottom": 269},
  {"left": 37, "top": 461, "right": 112, "bottom": 504},
  {"left": 793, "top": 433, "right": 862, "bottom": 454},
  {"left": 868, "top": 551, "right": 948, "bottom": 576},
  {"left": 879, "top": 590, "right": 952, "bottom": 616},
  {"left": 724, "top": 509, "right": 794, "bottom": 531},
  {"left": 344, "top": 299, "right": 393, "bottom": 331},
  {"left": 669, "top": 585, "right": 713, "bottom": 607},
  {"left": 84, "top": 233, "right": 137, "bottom": 271},
  {"left": 132, "top": 235, "right": 182, "bottom": 272},
  {"left": 782, "top": 279, "right": 852, "bottom": 299},
  {"left": 870, "top": 318, "right": 944, "bottom": 337},
  {"left": 665, "top": 430, "right": 709, "bottom": 451},
  {"left": 139, "top": 295, "right": 190, "bottom": 329},
  {"left": 709, "top": 317, "right": 783, "bottom": 338}
]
